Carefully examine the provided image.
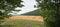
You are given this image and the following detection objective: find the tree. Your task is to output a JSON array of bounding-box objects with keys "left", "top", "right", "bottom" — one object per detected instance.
[
  {"left": 36, "top": 0, "right": 60, "bottom": 27},
  {"left": 0, "top": 0, "right": 23, "bottom": 24}
]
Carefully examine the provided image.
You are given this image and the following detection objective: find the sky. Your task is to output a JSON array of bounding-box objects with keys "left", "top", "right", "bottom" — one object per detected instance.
[{"left": 10, "top": 0, "right": 37, "bottom": 15}]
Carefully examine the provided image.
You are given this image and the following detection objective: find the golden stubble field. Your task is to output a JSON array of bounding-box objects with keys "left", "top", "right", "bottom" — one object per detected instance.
[
  {"left": 1, "top": 16, "right": 44, "bottom": 25},
  {"left": 9, "top": 16, "right": 44, "bottom": 22}
]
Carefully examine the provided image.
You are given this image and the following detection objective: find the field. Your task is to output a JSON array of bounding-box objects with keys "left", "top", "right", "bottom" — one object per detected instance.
[
  {"left": 1, "top": 16, "right": 44, "bottom": 27},
  {"left": 9, "top": 16, "right": 43, "bottom": 22}
]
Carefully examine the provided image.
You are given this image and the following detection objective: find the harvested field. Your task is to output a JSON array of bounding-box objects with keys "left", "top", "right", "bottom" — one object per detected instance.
[
  {"left": 1, "top": 16, "right": 44, "bottom": 27},
  {"left": 9, "top": 16, "right": 43, "bottom": 22}
]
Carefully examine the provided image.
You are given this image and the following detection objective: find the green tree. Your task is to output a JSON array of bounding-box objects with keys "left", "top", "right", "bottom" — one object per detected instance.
[
  {"left": 36, "top": 0, "right": 60, "bottom": 27},
  {"left": 0, "top": 0, "right": 23, "bottom": 24}
]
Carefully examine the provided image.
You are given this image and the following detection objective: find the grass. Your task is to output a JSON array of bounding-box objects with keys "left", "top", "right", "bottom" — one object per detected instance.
[{"left": 1, "top": 19, "right": 44, "bottom": 27}]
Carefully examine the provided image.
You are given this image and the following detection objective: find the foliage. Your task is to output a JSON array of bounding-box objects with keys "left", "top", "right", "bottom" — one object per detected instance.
[
  {"left": 0, "top": 0, "right": 23, "bottom": 24},
  {"left": 36, "top": 0, "right": 60, "bottom": 27}
]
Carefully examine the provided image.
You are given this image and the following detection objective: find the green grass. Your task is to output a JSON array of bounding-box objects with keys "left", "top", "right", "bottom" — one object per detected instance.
[{"left": 2, "top": 19, "right": 44, "bottom": 27}]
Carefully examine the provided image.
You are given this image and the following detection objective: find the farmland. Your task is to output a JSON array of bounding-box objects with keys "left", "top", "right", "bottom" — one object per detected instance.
[{"left": 1, "top": 16, "right": 44, "bottom": 27}]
